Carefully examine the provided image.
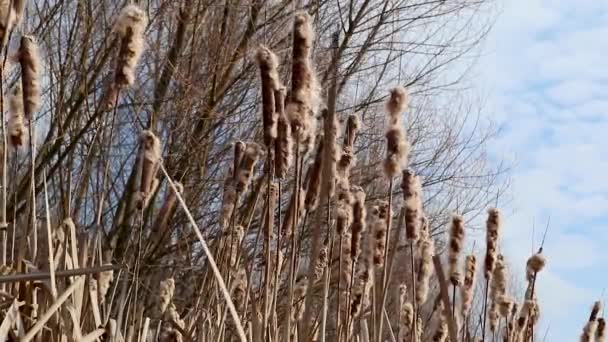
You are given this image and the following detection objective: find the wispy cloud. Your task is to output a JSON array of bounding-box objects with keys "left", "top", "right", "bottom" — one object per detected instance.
[{"left": 477, "top": 1, "right": 608, "bottom": 340}]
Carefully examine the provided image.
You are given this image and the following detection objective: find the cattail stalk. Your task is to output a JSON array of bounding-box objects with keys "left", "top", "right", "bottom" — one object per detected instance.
[
  {"left": 483, "top": 208, "right": 501, "bottom": 340},
  {"left": 448, "top": 214, "right": 465, "bottom": 318}
]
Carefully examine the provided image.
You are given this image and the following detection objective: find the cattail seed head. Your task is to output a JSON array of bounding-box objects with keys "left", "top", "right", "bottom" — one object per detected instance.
[
  {"left": 448, "top": 214, "right": 465, "bottom": 286},
  {"left": 0, "top": 1, "right": 15, "bottom": 47},
  {"left": 159, "top": 278, "right": 175, "bottom": 315},
  {"left": 113, "top": 4, "right": 147, "bottom": 87},
  {"left": 398, "top": 284, "right": 415, "bottom": 342},
  {"left": 233, "top": 141, "right": 246, "bottom": 178},
  {"left": 321, "top": 112, "right": 340, "bottom": 198},
  {"left": 7, "top": 84, "right": 26, "bottom": 147},
  {"left": 402, "top": 169, "right": 422, "bottom": 241},
  {"left": 485, "top": 208, "right": 501, "bottom": 278},
  {"left": 336, "top": 182, "right": 353, "bottom": 235},
  {"left": 288, "top": 11, "right": 320, "bottom": 149},
  {"left": 350, "top": 186, "right": 367, "bottom": 261},
  {"left": 12, "top": 0, "right": 25, "bottom": 26},
  {"left": 597, "top": 318, "right": 606, "bottom": 342},
  {"left": 371, "top": 200, "right": 390, "bottom": 266},
  {"left": 416, "top": 235, "right": 434, "bottom": 304},
  {"left": 526, "top": 253, "right": 546, "bottom": 281},
  {"left": 274, "top": 87, "right": 293, "bottom": 178},
  {"left": 461, "top": 255, "right": 477, "bottom": 317},
  {"left": 497, "top": 295, "right": 513, "bottom": 318},
  {"left": 490, "top": 255, "right": 508, "bottom": 303},
  {"left": 383, "top": 87, "right": 410, "bottom": 178},
  {"left": 136, "top": 130, "right": 161, "bottom": 209},
  {"left": 304, "top": 139, "right": 324, "bottom": 211},
  {"left": 256, "top": 45, "right": 280, "bottom": 146},
  {"left": 235, "top": 142, "right": 264, "bottom": 194},
  {"left": 18, "top": 35, "right": 41, "bottom": 120}
]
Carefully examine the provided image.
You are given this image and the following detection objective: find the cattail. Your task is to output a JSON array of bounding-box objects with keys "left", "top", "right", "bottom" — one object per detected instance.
[
  {"left": 231, "top": 269, "right": 248, "bottom": 309},
  {"left": 402, "top": 169, "right": 422, "bottom": 241},
  {"left": 235, "top": 142, "right": 264, "bottom": 194},
  {"left": 17, "top": 35, "right": 41, "bottom": 120},
  {"left": 292, "top": 274, "right": 309, "bottom": 322},
  {"left": 351, "top": 236, "right": 373, "bottom": 318},
  {"left": 287, "top": 12, "right": 320, "bottom": 149},
  {"left": 161, "top": 303, "right": 185, "bottom": 342},
  {"left": 485, "top": 208, "right": 501, "bottom": 278},
  {"left": 340, "top": 230, "right": 353, "bottom": 297},
  {"left": 581, "top": 302, "right": 602, "bottom": 342},
  {"left": 350, "top": 186, "right": 367, "bottom": 261},
  {"left": 275, "top": 87, "right": 293, "bottom": 178},
  {"left": 383, "top": 87, "right": 410, "bottom": 178},
  {"left": 461, "top": 255, "right": 477, "bottom": 317},
  {"left": 314, "top": 243, "right": 329, "bottom": 282},
  {"left": 304, "top": 139, "right": 324, "bottom": 211},
  {"left": 256, "top": 45, "right": 280, "bottom": 146},
  {"left": 219, "top": 172, "right": 237, "bottom": 231},
  {"left": 336, "top": 181, "right": 353, "bottom": 235},
  {"left": 526, "top": 253, "right": 546, "bottom": 281},
  {"left": 12, "top": 0, "right": 25, "bottom": 26},
  {"left": 0, "top": 1, "right": 15, "bottom": 47},
  {"left": 159, "top": 278, "right": 175, "bottom": 315},
  {"left": 229, "top": 225, "right": 245, "bottom": 267},
  {"left": 321, "top": 111, "right": 340, "bottom": 198},
  {"left": 135, "top": 130, "right": 161, "bottom": 209},
  {"left": 432, "top": 316, "right": 448, "bottom": 342},
  {"left": 497, "top": 295, "right": 513, "bottom": 318},
  {"left": 371, "top": 200, "right": 390, "bottom": 266},
  {"left": 281, "top": 184, "right": 306, "bottom": 236},
  {"left": 513, "top": 300, "right": 534, "bottom": 342},
  {"left": 415, "top": 235, "right": 434, "bottom": 304},
  {"left": 448, "top": 214, "right": 465, "bottom": 286},
  {"left": 151, "top": 182, "right": 183, "bottom": 237},
  {"left": 7, "top": 84, "right": 26, "bottom": 147},
  {"left": 338, "top": 114, "right": 360, "bottom": 179},
  {"left": 597, "top": 318, "right": 606, "bottom": 342},
  {"left": 113, "top": 4, "right": 147, "bottom": 87},
  {"left": 489, "top": 256, "right": 508, "bottom": 332},
  {"left": 398, "top": 285, "right": 414, "bottom": 342},
  {"left": 96, "top": 264, "right": 114, "bottom": 304},
  {"left": 234, "top": 141, "right": 246, "bottom": 177}
]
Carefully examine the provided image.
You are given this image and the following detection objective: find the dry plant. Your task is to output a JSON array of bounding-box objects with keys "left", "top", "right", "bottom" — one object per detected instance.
[{"left": 0, "top": 1, "right": 594, "bottom": 342}]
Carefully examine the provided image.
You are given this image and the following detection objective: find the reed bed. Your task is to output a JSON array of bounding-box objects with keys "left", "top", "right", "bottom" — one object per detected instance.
[{"left": 0, "top": 3, "right": 599, "bottom": 342}]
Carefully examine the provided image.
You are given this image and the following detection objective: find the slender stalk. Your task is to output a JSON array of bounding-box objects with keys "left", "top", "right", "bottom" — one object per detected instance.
[
  {"left": 377, "top": 178, "right": 394, "bottom": 342},
  {"left": 262, "top": 151, "right": 273, "bottom": 338},
  {"left": 158, "top": 162, "right": 248, "bottom": 342},
  {"left": 286, "top": 132, "right": 301, "bottom": 340},
  {"left": 410, "top": 242, "right": 418, "bottom": 342},
  {"left": 272, "top": 179, "right": 282, "bottom": 342},
  {"left": 320, "top": 200, "right": 333, "bottom": 342},
  {"left": 482, "top": 277, "right": 490, "bottom": 342}
]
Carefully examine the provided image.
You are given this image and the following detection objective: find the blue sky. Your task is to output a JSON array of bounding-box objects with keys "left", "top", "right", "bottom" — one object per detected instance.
[{"left": 474, "top": 1, "right": 608, "bottom": 340}]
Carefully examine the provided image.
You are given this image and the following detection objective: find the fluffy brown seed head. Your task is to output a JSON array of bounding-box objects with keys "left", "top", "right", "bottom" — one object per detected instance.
[
  {"left": 233, "top": 141, "right": 246, "bottom": 178},
  {"left": 485, "top": 207, "right": 501, "bottom": 278},
  {"left": 336, "top": 182, "right": 353, "bottom": 235},
  {"left": 448, "top": 214, "right": 465, "bottom": 286},
  {"left": 0, "top": 1, "right": 14, "bottom": 47},
  {"left": 113, "top": 5, "right": 147, "bottom": 87},
  {"left": 461, "top": 255, "right": 477, "bottom": 317},
  {"left": 344, "top": 114, "right": 361, "bottom": 149},
  {"left": 235, "top": 142, "right": 264, "bottom": 194},
  {"left": 490, "top": 255, "right": 508, "bottom": 303},
  {"left": 18, "top": 35, "right": 41, "bottom": 119},
  {"left": 256, "top": 45, "right": 280, "bottom": 146},
  {"left": 497, "top": 295, "right": 513, "bottom": 318},
  {"left": 402, "top": 169, "right": 422, "bottom": 241},
  {"left": 274, "top": 87, "right": 293, "bottom": 178},
  {"left": 159, "top": 278, "right": 175, "bottom": 315},
  {"left": 526, "top": 253, "right": 546, "bottom": 281},
  {"left": 416, "top": 235, "right": 435, "bottom": 304},
  {"left": 597, "top": 318, "right": 606, "bottom": 342},
  {"left": 350, "top": 186, "right": 367, "bottom": 261},
  {"left": 371, "top": 200, "right": 390, "bottom": 266},
  {"left": 590, "top": 301, "right": 603, "bottom": 321},
  {"left": 386, "top": 86, "right": 409, "bottom": 123},
  {"left": 8, "top": 84, "right": 26, "bottom": 147},
  {"left": 288, "top": 11, "right": 319, "bottom": 148},
  {"left": 383, "top": 87, "right": 410, "bottom": 178},
  {"left": 321, "top": 112, "right": 340, "bottom": 198},
  {"left": 304, "top": 139, "right": 324, "bottom": 210},
  {"left": 137, "top": 130, "right": 161, "bottom": 209},
  {"left": 12, "top": 0, "right": 25, "bottom": 26}
]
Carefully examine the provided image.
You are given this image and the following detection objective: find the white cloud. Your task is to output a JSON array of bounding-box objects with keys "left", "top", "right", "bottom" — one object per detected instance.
[{"left": 473, "top": 0, "right": 608, "bottom": 340}]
